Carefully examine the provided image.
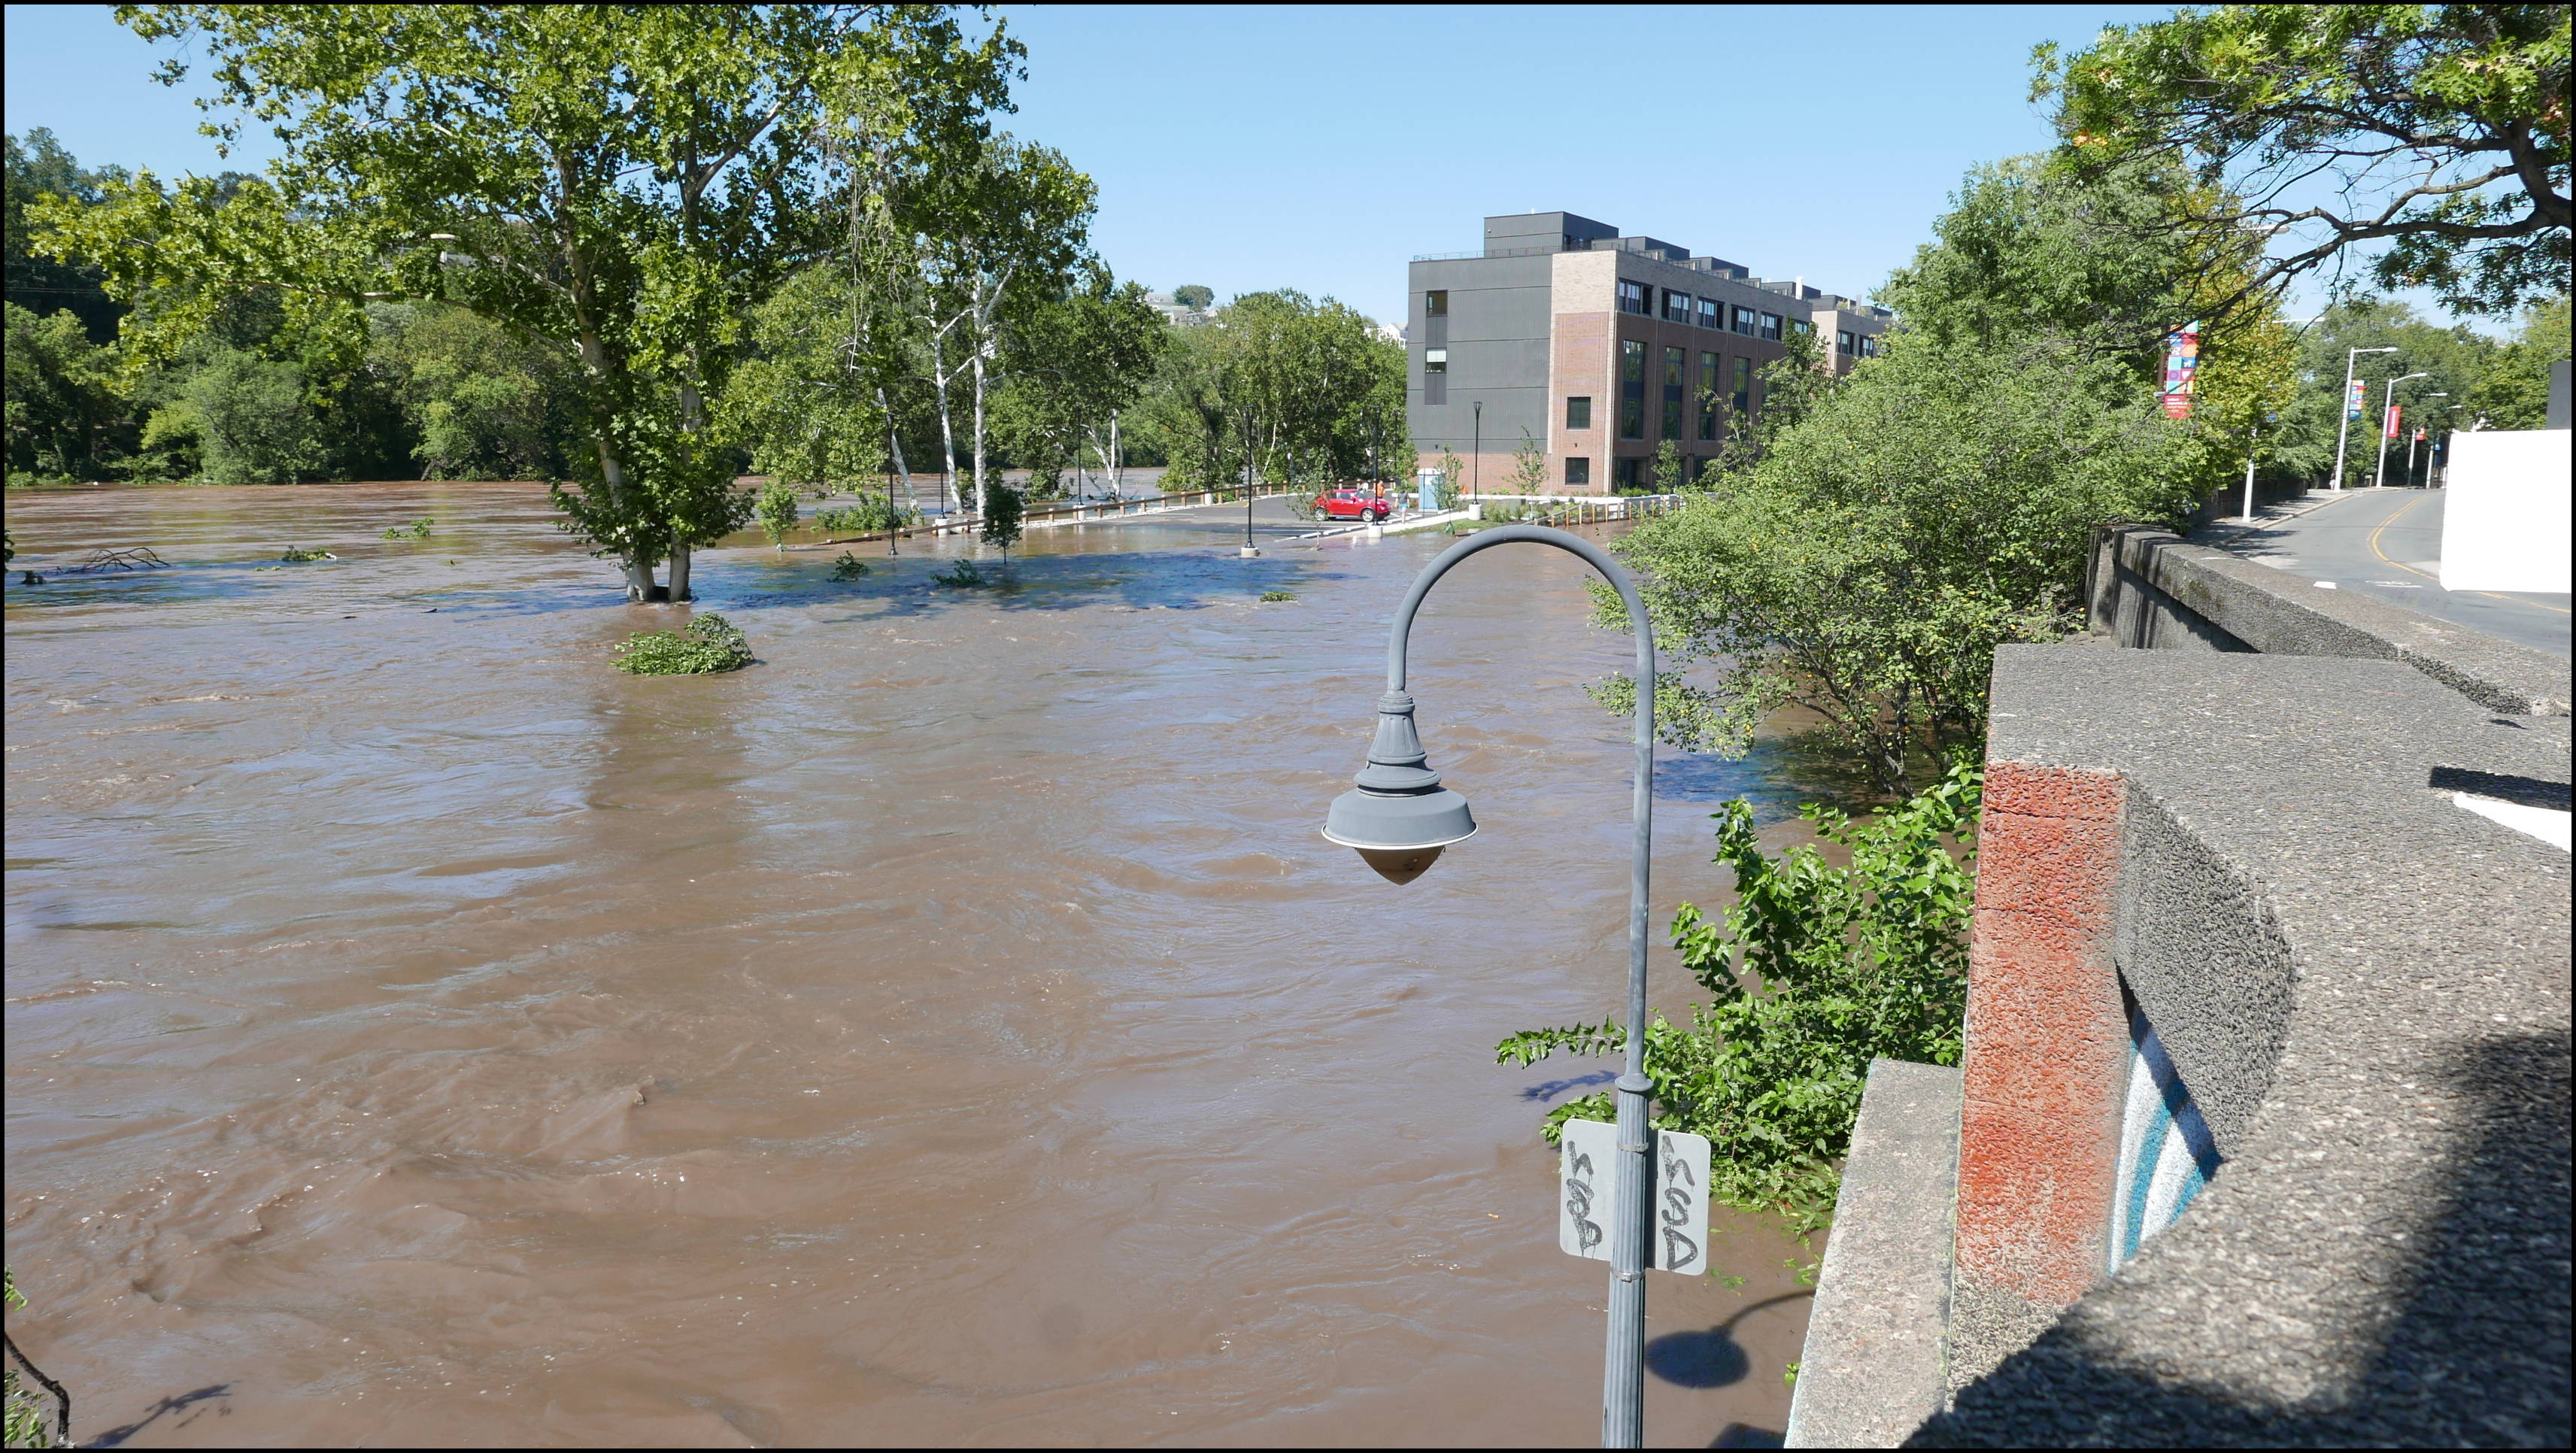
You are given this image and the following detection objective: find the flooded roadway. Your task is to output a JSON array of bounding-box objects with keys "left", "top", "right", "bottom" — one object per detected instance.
[{"left": 6, "top": 482, "right": 1825, "bottom": 1448}]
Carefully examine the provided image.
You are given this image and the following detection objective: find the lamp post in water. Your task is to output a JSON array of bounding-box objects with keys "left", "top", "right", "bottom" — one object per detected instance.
[{"left": 1321, "top": 523, "right": 1658, "bottom": 1448}]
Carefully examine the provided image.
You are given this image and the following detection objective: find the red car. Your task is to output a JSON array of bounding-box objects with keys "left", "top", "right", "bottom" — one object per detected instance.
[{"left": 1315, "top": 488, "right": 1393, "bottom": 521}]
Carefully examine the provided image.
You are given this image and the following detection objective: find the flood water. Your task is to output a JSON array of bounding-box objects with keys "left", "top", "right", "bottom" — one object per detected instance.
[{"left": 7, "top": 482, "right": 1831, "bottom": 1448}]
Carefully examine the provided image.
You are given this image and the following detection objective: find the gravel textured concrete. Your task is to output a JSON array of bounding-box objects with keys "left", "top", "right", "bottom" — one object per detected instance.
[
  {"left": 1911, "top": 646, "right": 2571, "bottom": 1447},
  {"left": 1787, "top": 1060, "right": 1964, "bottom": 1448},
  {"left": 2088, "top": 524, "right": 2571, "bottom": 714}
]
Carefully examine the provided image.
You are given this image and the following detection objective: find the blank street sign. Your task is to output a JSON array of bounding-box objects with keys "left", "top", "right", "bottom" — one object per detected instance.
[{"left": 1557, "top": 1118, "right": 1714, "bottom": 1275}]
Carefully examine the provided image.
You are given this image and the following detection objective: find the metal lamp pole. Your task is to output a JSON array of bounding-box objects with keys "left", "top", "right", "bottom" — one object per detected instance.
[
  {"left": 1471, "top": 399, "right": 1482, "bottom": 511},
  {"left": 2331, "top": 347, "right": 2399, "bottom": 490},
  {"left": 1321, "top": 525, "right": 1658, "bottom": 1448},
  {"left": 2373, "top": 372, "right": 2429, "bottom": 490}
]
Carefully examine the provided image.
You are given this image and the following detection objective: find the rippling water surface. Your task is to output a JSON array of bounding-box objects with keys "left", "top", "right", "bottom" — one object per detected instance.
[{"left": 7, "top": 483, "right": 1831, "bottom": 1448}]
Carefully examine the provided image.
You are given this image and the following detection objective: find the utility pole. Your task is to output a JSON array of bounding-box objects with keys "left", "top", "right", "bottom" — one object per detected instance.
[
  {"left": 2373, "top": 372, "right": 2429, "bottom": 490},
  {"left": 2332, "top": 347, "right": 2399, "bottom": 491}
]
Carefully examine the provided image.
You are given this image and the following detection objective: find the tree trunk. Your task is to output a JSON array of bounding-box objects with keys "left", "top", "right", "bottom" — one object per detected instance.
[
  {"left": 1110, "top": 411, "right": 1121, "bottom": 499},
  {"left": 970, "top": 346, "right": 988, "bottom": 520},
  {"left": 668, "top": 544, "right": 693, "bottom": 603},
  {"left": 930, "top": 334, "right": 959, "bottom": 517},
  {"left": 599, "top": 441, "right": 660, "bottom": 602}
]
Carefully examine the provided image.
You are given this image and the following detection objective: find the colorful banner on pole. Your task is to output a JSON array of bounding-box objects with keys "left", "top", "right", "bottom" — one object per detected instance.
[
  {"left": 2161, "top": 322, "right": 2202, "bottom": 420},
  {"left": 2384, "top": 404, "right": 2402, "bottom": 439},
  {"left": 2347, "top": 378, "right": 2366, "bottom": 419}
]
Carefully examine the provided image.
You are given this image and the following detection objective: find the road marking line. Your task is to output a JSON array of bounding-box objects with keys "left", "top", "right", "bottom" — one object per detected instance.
[{"left": 2365, "top": 493, "right": 2571, "bottom": 616}]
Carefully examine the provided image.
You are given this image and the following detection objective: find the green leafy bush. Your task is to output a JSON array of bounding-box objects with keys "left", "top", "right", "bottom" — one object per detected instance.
[
  {"left": 613, "top": 612, "right": 753, "bottom": 675},
  {"left": 930, "top": 560, "right": 987, "bottom": 588},
  {"left": 756, "top": 481, "right": 800, "bottom": 548},
  {"left": 1499, "top": 763, "right": 1980, "bottom": 1239},
  {"left": 5, "top": 1269, "right": 58, "bottom": 1448},
  {"left": 1258, "top": 589, "right": 1297, "bottom": 602},
  {"left": 381, "top": 517, "right": 432, "bottom": 540},
  {"left": 816, "top": 500, "right": 918, "bottom": 535},
  {"left": 278, "top": 546, "right": 335, "bottom": 562},
  {"left": 830, "top": 551, "right": 869, "bottom": 581}
]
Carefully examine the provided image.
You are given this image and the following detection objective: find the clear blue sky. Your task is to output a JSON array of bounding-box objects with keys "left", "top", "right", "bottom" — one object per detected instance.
[{"left": 9, "top": 2, "right": 2403, "bottom": 327}]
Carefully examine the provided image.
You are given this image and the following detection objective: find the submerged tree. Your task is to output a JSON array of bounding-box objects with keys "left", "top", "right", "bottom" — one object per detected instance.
[{"left": 38, "top": 5, "right": 1019, "bottom": 599}]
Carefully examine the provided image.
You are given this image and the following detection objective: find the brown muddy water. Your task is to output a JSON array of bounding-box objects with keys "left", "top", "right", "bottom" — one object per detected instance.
[{"left": 6, "top": 482, "right": 1835, "bottom": 1448}]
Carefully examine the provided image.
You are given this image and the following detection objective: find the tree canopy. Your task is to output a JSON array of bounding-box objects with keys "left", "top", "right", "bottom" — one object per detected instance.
[{"left": 2037, "top": 4, "right": 2571, "bottom": 316}]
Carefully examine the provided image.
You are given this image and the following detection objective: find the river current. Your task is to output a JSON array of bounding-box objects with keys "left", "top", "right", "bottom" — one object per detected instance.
[{"left": 6, "top": 482, "right": 1825, "bottom": 1447}]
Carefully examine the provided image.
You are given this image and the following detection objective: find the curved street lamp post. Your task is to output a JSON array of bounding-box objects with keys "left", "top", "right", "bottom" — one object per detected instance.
[{"left": 1321, "top": 524, "right": 1659, "bottom": 1448}]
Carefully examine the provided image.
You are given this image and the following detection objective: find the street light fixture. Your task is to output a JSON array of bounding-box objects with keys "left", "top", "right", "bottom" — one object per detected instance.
[
  {"left": 1322, "top": 523, "right": 1660, "bottom": 1448},
  {"left": 2373, "top": 373, "right": 2430, "bottom": 489},
  {"left": 2331, "top": 347, "right": 2400, "bottom": 491}
]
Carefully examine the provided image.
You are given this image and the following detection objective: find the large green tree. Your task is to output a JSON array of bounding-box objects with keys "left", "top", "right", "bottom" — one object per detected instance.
[
  {"left": 2037, "top": 4, "right": 2571, "bottom": 316},
  {"left": 38, "top": 5, "right": 1018, "bottom": 600}
]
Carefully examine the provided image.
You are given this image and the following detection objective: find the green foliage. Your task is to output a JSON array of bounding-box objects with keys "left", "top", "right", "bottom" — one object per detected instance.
[
  {"left": 1434, "top": 444, "right": 1464, "bottom": 510},
  {"left": 7, "top": 126, "right": 128, "bottom": 344},
  {"left": 5, "top": 1268, "right": 54, "bottom": 1449},
  {"left": 930, "top": 558, "right": 988, "bottom": 588},
  {"left": 1649, "top": 439, "right": 1684, "bottom": 495},
  {"left": 2466, "top": 294, "right": 2572, "bottom": 429},
  {"left": 816, "top": 499, "right": 919, "bottom": 534},
  {"left": 367, "top": 301, "right": 575, "bottom": 481},
  {"left": 1508, "top": 426, "right": 1550, "bottom": 495},
  {"left": 36, "top": 7, "right": 1024, "bottom": 597},
  {"left": 989, "top": 270, "right": 1168, "bottom": 493},
  {"left": 381, "top": 517, "right": 432, "bottom": 540},
  {"left": 1136, "top": 290, "right": 1407, "bottom": 492},
  {"left": 830, "top": 551, "right": 871, "bottom": 581},
  {"left": 1499, "top": 765, "right": 1981, "bottom": 1237},
  {"left": 278, "top": 545, "right": 335, "bottom": 562},
  {"left": 2036, "top": 5, "right": 2571, "bottom": 317},
  {"left": 2268, "top": 296, "right": 2509, "bottom": 484},
  {"left": 614, "top": 612, "right": 753, "bottom": 675},
  {"left": 1173, "top": 284, "right": 1215, "bottom": 311},
  {"left": 182, "top": 347, "right": 328, "bottom": 485},
  {"left": 4, "top": 302, "right": 123, "bottom": 481},
  {"left": 1258, "top": 589, "right": 1297, "bottom": 602},
  {"left": 756, "top": 480, "right": 801, "bottom": 548},
  {"left": 979, "top": 481, "right": 1025, "bottom": 559}
]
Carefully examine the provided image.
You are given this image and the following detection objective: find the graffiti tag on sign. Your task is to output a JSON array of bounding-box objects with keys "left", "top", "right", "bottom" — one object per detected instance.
[{"left": 1556, "top": 1118, "right": 1713, "bottom": 1274}]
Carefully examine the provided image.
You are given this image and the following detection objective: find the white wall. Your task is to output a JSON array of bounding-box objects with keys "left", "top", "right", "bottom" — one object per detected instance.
[{"left": 2440, "top": 430, "right": 2571, "bottom": 593}]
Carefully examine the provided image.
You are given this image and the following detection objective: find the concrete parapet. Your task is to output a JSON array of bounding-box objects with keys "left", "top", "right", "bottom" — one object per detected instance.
[
  {"left": 1908, "top": 646, "right": 2571, "bottom": 1447},
  {"left": 2086, "top": 523, "right": 2571, "bottom": 715},
  {"left": 1787, "top": 1060, "right": 1964, "bottom": 1449}
]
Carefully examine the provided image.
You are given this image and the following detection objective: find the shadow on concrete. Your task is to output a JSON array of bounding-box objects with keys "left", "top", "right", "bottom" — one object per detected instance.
[
  {"left": 1710, "top": 1423, "right": 1786, "bottom": 1448},
  {"left": 1910, "top": 1031, "right": 2571, "bottom": 1445}
]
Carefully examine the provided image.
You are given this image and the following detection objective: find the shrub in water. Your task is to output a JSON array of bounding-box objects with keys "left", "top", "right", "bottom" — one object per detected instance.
[
  {"left": 830, "top": 551, "right": 870, "bottom": 581},
  {"left": 930, "top": 559, "right": 986, "bottom": 588},
  {"left": 382, "top": 518, "right": 432, "bottom": 540},
  {"left": 817, "top": 500, "right": 918, "bottom": 534},
  {"left": 614, "top": 612, "right": 754, "bottom": 675},
  {"left": 279, "top": 546, "right": 335, "bottom": 562},
  {"left": 1259, "top": 590, "right": 1297, "bottom": 602},
  {"left": 757, "top": 482, "right": 800, "bottom": 548}
]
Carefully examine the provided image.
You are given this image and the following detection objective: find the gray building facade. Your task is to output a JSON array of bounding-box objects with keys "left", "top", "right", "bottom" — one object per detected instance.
[{"left": 1408, "top": 211, "right": 1890, "bottom": 493}]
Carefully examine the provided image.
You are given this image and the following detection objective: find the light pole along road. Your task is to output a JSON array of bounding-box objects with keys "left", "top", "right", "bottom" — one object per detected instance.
[
  {"left": 2331, "top": 346, "right": 2399, "bottom": 490},
  {"left": 1321, "top": 523, "right": 1660, "bottom": 1448}
]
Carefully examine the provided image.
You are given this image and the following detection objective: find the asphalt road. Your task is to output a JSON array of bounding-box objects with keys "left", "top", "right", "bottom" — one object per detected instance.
[{"left": 2198, "top": 488, "right": 2571, "bottom": 660}]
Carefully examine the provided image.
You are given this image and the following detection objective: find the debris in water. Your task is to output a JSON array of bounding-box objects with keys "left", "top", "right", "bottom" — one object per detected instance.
[{"left": 67, "top": 547, "right": 170, "bottom": 573}]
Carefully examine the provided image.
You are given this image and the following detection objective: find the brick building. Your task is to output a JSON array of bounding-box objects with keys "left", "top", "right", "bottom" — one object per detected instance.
[{"left": 1408, "top": 211, "right": 1890, "bottom": 494}]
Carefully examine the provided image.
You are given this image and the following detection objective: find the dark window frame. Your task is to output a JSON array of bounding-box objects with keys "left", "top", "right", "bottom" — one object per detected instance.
[
  {"left": 1698, "top": 351, "right": 1720, "bottom": 441},
  {"left": 1733, "top": 305, "right": 1758, "bottom": 335},
  {"left": 1758, "top": 311, "right": 1783, "bottom": 341},
  {"left": 1662, "top": 344, "right": 1686, "bottom": 441},
  {"left": 1617, "top": 280, "right": 1649, "bottom": 316},
  {"left": 1566, "top": 396, "right": 1592, "bottom": 431},
  {"left": 1698, "top": 296, "right": 1721, "bottom": 330},
  {"left": 1565, "top": 456, "right": 1591, "bottom": 487},
  {"left": 1619, "top": 340, "right": 1646, "bottom": 439},
  {"left": 1424, "top": 290, "right": 1448, "bottom": 317}
]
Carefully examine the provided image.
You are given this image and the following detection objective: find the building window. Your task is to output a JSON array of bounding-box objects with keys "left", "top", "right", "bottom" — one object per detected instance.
[
  {"left": 1698, "top": 296, "right": 1721, "bottom": 330},
  {"left": 1731, "top": 356, "right": 1752, "bottom": 419},
  {"left": 1613, "top": 457, "right": 1642, "bottom": 492},
  {"left": 1565, "top": 456, "right": 1591, "bottom": 487},
  {"left": 1789, "top": 317, "right": 1812, "bottom": 337},
  {"left": 1424, "top": 290, "right": 1448, "bottom": 317},
  {"left": 1698, "top": 352, "right": 1720, "bottom": 441},
  {"left": 1733, "top": 305, "right": 1758, "bottom": 335},
  {"left": 1425, "top": 347, "right": 1447, "bottom": 405},
  {"left": 1837, "top": 329, "right": 1856, "bottom": 354},
  {"left": 1620, "top": 340, "right": 1645, "bottom": 438},
  {"left": 1759, "top": 311, "right": 1783, "bottom": 341},
  {"left": 1618, "top": 280, "right": 1649, "bottom": 315},
  {"left": 1859, "top": 335, "right": 1880, "bottom": 358},
  {"left": 1663, "top": 345, "right": 1685, "bottom": 441},
  {"left": 1423, "top": 348, "right": 1446, "bottom": 374},
  {"left": 1566, "top": 396, "right": 1592, "bottom": 431},
  {"left": 1663, "top": 289, "right": 1692, "bottom": 323}
]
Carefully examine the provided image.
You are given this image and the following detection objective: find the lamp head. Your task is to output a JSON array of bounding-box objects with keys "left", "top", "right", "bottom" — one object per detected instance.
[{"left": 1321, "top": 690, "right": 1476, "bottom": 884}]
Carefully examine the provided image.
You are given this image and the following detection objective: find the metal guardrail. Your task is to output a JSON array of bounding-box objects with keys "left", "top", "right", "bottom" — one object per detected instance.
[{"left": 1538, "top": 493, "right": 1685, "bottom": 528}]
